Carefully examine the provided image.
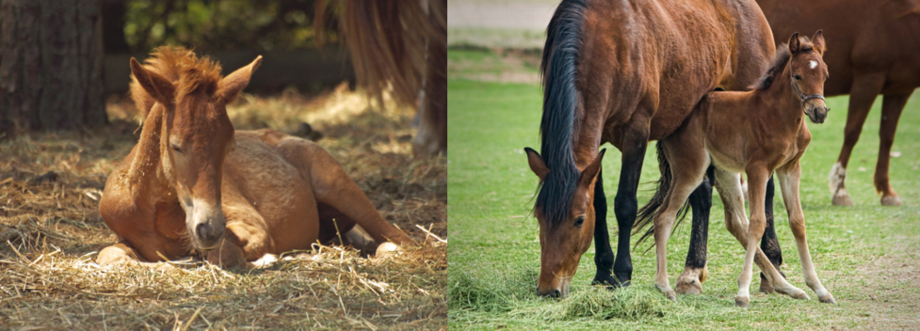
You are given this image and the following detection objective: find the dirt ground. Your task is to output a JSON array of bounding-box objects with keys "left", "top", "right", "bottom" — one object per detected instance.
[{"left": 0, "top": 86, "right": 446, "bottom": 330}]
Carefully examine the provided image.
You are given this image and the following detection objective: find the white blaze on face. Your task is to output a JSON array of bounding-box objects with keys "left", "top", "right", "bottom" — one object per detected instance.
[{"left": 809, "top": 61, "right": 818, "bottom": 69}]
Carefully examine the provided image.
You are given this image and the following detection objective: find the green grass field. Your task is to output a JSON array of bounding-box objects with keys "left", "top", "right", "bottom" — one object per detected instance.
[{"left": 447, "top": 49, "right": 920, "bottom": 330}]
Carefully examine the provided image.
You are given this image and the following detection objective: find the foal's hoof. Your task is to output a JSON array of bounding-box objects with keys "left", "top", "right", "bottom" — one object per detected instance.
[
  {"left": 735, "top": 296, "right": 750, "bottom": 308},
  {"left": 832, "top": 192, "right": 854, "bottom": 206},
  {"left": 819, "top": 294, "right": 837, "bottom": 304},
  {"left": 375, "top": 242, "right": 401, "bottom": 258},
  {"left": 664, "top": 291, "right": 677, "bottom": 301},
  {"left": 881, "top": 195, "right": 903, "bottom": 206},
  {"left": 759, "top": 280, "right": 774, "bottom": 294}
]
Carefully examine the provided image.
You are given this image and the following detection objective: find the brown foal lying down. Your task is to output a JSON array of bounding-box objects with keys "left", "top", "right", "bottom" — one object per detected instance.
[
  {"left": 97, "top": 47, "right": 413, "bottom": 268},
  {"left": 636, "top": 32, "right": 836, "bottom": 307}
]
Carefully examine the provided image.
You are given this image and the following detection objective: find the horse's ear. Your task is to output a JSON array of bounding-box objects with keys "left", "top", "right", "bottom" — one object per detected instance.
[
  {"left": 525, "top": 147, "right": 549, "bottom": 181},
  {"left": 130, "top": 57, "right": 175, "bottom": 105},
  {"left": 788, "top": 32, "right": 801, "bottom": 54},
  {"left": 578, "top": 149, "right": 606, "bottom": 188},
  {"left": 812, "top": 30, "right": 826, "bottom": 55},
  {"left": 216, "top": 55, "right": 262, "bottom": 104}
]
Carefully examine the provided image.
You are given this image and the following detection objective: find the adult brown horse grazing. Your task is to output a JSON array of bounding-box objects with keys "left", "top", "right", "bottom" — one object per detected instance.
[
  {"left": 523, "top": 0, "right": 775, "bottom": 298},
  {"left": 758, "top": 0, "right": 920, "bottom": 206},
  {"left": 635, "top": 32, "right": 836, "bottom": 307},
  {"left": 97, "top": 47, "right": 413, "bottom": 268}
]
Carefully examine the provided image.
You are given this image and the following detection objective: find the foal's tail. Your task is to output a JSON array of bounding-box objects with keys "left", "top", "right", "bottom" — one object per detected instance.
[{"left": 632, "top": 141, "right": 691, "bottom": 251}]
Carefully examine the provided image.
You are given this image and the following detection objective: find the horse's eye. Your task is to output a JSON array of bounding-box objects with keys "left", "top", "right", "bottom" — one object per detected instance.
[
  {"left": 171, "top": 144, "right": 183, "bottom": 153},
  {"left": 574, "top": 215, "right": 586, "bottom": 227},
  {"left": 794, "top": 75, "right": 802, "bottom": 80}
]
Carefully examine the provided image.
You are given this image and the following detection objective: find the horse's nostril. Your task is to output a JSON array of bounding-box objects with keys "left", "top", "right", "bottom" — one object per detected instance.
[
  {"left": 552, "top": 289, "right": 561, "bottom": 298},
  {"left": 196, "top": 223, "right": 210, "bottom": 239}
]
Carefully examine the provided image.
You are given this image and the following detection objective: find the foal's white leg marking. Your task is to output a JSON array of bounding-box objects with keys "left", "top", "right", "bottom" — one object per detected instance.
[
  {"left": 809, "top": 60, "right": 818, "bottom": 69},
  {"left": 251, "top": 253, "right": 279, "bottom": 268},
  {"left": 778, "top": 168, "right": 836, "bottom": 303}
]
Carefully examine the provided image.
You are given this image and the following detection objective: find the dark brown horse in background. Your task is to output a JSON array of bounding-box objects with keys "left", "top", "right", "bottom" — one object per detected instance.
[
  {"left": 317, "top": 0, "right": 447, "bottom": 156},
  {"left": 635, "top": 32, "right": 836, "bottom": 307},
  {"left": 758, "top": 0, "right": 920, "bottom": 206},
  {"left": 524, "top": 0, "right": 775, "bottom": 298}
]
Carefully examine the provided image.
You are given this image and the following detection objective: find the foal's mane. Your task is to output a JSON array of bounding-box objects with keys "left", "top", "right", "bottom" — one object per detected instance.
[
  {"left": 130, "top": 46, "right": 223, "bottom": 119},
  {"left": 751, "top": 37, "right": 816, "bottom": 91}
]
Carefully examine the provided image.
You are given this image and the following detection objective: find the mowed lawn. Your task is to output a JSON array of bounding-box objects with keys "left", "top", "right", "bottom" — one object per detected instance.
[{"left": 447, "top": 50, "right": 920, "bottom": 330}]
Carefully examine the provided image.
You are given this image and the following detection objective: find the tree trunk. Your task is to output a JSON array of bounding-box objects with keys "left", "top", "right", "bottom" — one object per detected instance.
[{"left": 0, "top": 0, "right": 106, "bottom": 138}]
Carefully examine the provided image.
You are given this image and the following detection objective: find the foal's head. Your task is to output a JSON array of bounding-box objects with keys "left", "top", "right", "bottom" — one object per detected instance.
[
  {"left": 129, "top": 47, "right": 261, "bottom": 251},
  {"left": 525, "top": 148, "right": 606, "bottom": 298},
  {"left": 787, "top": 31, "right": 829, "bottom": 123}
]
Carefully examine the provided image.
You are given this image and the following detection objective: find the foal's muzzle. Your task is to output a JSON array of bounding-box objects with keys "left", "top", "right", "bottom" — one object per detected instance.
[{"left": 804, "top": 97, "right": 829, "bottom": 124}]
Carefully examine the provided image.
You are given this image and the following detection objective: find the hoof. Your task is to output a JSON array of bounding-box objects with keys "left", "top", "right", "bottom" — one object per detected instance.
[
  {"left": 675, "top": 277, "right": 703, "bottom": 295},
  {"left": 881, "top": 195, "right": 902, "bottom": 206},
  {"left": 735, "top": 296, "right": 749, "bottom": 308},
  {"left": 665, "top": 290, "right": 677, "bottom": 301},
  {"left": 819, "top": 294, "right": 837, "bottom": 304},
  {"left": 591, "top": 274, "right": 617, "bottom": 288},
  {"left": 792, "top": 291, "right": 810, "bottom": 300},
  {"left": 758, "top": 279, "right": 774, "bottom": 294},
  {"left": 375, "top": 242, "right": 401, "bottom": 257},
  {"left": 832, "top": 193, "right": 854, "bottom": 206}
]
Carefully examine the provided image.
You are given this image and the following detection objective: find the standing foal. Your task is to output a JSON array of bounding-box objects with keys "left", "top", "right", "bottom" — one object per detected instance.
[{"left": 636, "top": 31, "right": 836, "bottom": 307}]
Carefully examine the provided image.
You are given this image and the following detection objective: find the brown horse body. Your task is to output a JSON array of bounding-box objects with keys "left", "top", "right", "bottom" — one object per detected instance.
[
  {"left": 97, "top": 48, "right": 412, "bottom": 267},
  {"left": 639, "top": 33, "right": 836, "bottom": 307},
  {"left": 758, "top": 0, "right": 920, "bottom": 206},
  {"left": 524, "top": 0, "right": 775, "bottom": 298}
]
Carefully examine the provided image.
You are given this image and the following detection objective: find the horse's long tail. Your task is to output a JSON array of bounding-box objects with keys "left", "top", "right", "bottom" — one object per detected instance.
[{"left": 632, "top": 141, "right": 691, "bottom": 250}]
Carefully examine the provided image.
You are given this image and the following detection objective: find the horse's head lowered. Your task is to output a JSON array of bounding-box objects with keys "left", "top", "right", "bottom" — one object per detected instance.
[
  {"left": 129, "top": 48, "right": 261, "bottom": 251},
  {"left": 525, "top": 148, "right": 606, "bottom": 298},
  {"left": 787, "top": 30, "right": 829, "bottom": 123}
]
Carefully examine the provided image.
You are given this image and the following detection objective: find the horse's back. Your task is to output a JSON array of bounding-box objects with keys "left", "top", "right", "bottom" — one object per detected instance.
[{"left": 578, "top": 0, "right": 772, "bottom": 143}]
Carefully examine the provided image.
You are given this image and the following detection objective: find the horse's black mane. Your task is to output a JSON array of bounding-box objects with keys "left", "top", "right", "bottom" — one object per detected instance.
[{"left": 535, "top": 0, "right": 588, "bottom": 228}]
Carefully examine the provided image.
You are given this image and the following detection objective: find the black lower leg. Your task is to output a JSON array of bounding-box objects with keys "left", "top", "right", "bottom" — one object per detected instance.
[
  {"left": 760, "top": 174, "right": 785, "bottom": 284},
  {"left": 591, "top": 168, "right": 616, "bottom": 286},
  {"left": 612, "top": 139, "right": 648, "bottom": 286},
  {"left": 685, "top": 165, "right": 714, "bottom": 269}
]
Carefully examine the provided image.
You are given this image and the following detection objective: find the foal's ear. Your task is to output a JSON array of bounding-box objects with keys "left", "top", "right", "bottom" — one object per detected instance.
[
  {"left": 216, "top": 55, "right": 263, "bottom": 104},
  {"left": 525, "top": 147, "right": 550, "bottom": 181},
  {"left": 812, "top": 30, "right": 826, "bottom": 55},
  {"left": 578, "top": 149, "right": 606, "bottom": 188},
  {"left": 130, "top": 58, "right": 175, "bottom": 105},
  {"left": 788, "top": 32, "right": 801, "bottom": 54}
]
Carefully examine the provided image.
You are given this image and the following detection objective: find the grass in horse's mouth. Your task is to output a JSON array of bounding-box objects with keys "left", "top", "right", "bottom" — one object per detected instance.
[{"left": 0, "top": 85, "right": 446, "bottom": 329}]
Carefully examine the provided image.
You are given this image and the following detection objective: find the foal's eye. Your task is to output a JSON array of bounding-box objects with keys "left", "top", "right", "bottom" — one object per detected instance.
[
  {"left": 794, "top": 75, "right": 803, "bottom": 81},
  {"left": 171, "top": 144, "right": 183, "bottom": 153},
  {"left": 574, "top": 215, "right": 586, "bottom": 227}
]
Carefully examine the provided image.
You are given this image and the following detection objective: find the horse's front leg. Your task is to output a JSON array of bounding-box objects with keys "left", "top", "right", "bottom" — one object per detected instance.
[
  {"left": 777, "top": 163, "right": 836, "bottom": 304},
  {"left": 736, "top": 167, "right": 771, "bottom": 307},
  {"left": 206, "top": 222, "right": 272, "bottom": 269},
  {"left": 97, "top": 241, "right": 144, "bottom": 265},
  {"left": 591, "top": 167, "right": 617, "bottom": 287},
  {"left": 612, "top": 133, "right": 649, "bottom": 286}
]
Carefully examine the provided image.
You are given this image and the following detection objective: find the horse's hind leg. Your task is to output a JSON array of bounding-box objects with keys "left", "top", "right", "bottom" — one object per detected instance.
[
  {"left": 675, "top": 165, "right": 714, "bottom": 295},
  {"left": 279, "top": 139, "right": 414, "bottom": 246},
  {"left": 591, "top": 168, "right": 619, "bottom": 287},
  {"left": 318, "top": 203, "right": 379, "bottom": 256},
  {"left": 830, "top": 73, "right": 884, "bottom": 206},
  {"left": 777, "top": 163, "right": 835, "bottom": 304},
  {"left": 876, "top": 92, "right": 911, "bottom": 206}
]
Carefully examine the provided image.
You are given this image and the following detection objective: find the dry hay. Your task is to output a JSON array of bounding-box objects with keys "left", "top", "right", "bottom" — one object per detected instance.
[{"left": 0, "top": 85, "right": 446, "bottom": 330}]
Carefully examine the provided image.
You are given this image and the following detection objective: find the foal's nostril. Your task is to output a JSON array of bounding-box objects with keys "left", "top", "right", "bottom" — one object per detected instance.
[
  {"left": 551, "top": 289, "right": 561, "bottom": 298},
  {"left": 196, "top": 223, "right": 209, "bottom": 239}
]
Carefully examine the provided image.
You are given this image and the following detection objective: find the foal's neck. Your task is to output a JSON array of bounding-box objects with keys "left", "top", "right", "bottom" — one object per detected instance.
[
  {"left": 124, "top": 107, "right": 174, "bottom": 201},
  {"left": 759, "top": 62, "right": 805, "bottom": 127}
]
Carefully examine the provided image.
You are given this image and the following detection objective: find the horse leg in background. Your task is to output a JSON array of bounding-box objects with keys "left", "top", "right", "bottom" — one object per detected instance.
[
  {"left": 412, "top": 4, "right": 447, "bottom": 156},
  {"left": 675, "top": 165, "right": 714, "bottom": 295},
  {"left": 591, "top": 168, "right": 618, "bottom": 287},
  {"left": 280, "top": 139, "right": 414, "bottom": 247},
  {"left": 759, "top": 175, "right": 786, "bottom": 294},
  {"left": 612, "top": 129, "right": 652, "bottom": 286},
  {"left": 653, "top": 140, "right": 708, "bottom": 300},
  {"left": 777, "top": 163, "right": 836, "bottom": 304},
  {"left": 875, "top": 92, "right": 911, "bottom": 206},
  {"left": 830, "top": 73, "right": 885, "bottom": 206},
  {"left": 712, "top": 168, "right": 806, "bottom": 304}
]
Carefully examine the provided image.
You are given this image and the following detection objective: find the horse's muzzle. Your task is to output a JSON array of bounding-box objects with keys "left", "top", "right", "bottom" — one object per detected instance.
[{"left": 805, "top": 99, "right": 829, "bottom": 124}]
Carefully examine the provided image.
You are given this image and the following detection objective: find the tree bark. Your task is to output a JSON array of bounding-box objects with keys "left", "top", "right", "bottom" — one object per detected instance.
[{"left": 0, "top": 0, "right": 106, "bottom": 138}]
